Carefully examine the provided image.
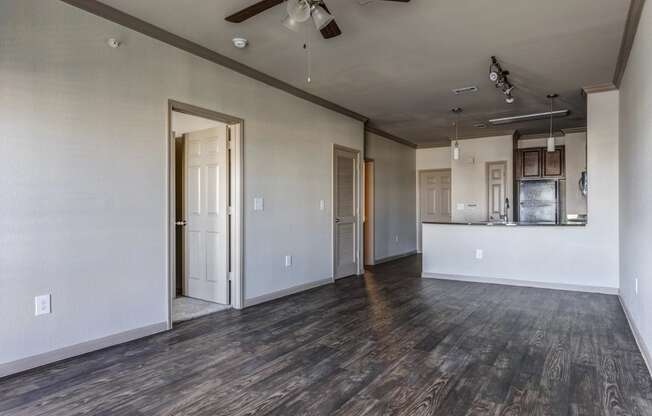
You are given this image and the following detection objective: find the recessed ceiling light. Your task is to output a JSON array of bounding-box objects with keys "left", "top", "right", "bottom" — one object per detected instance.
[{"left": 232, "top": 37, "right": 248, "bottom": 49}]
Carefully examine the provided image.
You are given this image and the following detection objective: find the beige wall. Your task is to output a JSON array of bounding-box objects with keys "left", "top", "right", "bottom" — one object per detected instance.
[
  {"left": 422, "top": 90, "right": 620, "bottom": 292},
  {"left": 365, "top": 132, "right": 417, "bottom": 261},
  {"left": 0, "top": 1, "right": 363, "bottom": 370},
  {"left": 619, "top": 0, "right": 652, "bottom": 369},
  {"left": 451, "top": 135, "right": 514, "bottom": 223},
  {"left": 415, "top": 146, "right": 451, "bottom": 251}
]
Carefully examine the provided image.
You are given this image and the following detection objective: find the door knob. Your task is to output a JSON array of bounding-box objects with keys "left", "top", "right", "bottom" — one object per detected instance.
[{"left": 175, "top": 220, "right": 187, "bottom": 226}]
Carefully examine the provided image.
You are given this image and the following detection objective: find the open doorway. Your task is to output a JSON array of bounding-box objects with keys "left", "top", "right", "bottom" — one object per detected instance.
[
  {"left": 363, "top": 159, "right": 375, "bottom": 266},
  {"left": 168, "top": 101, "right": 243, "bottom": 326}
]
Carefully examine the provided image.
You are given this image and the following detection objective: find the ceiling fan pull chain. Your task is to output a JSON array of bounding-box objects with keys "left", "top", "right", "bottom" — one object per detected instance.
[{"left": 304, "top": 25, "right": 312, "bottom": 83}]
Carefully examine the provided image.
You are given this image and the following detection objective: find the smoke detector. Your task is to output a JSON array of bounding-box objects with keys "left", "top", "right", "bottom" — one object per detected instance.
[
  {"left": 232, "top": 37, "right": 248, "bottom": 49},
  {"left": 106, "top": 38, "right": 121, "bottom": 48}
]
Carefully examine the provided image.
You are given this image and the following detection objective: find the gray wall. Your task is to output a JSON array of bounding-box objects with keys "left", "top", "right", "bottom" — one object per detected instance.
[
  {"left": 365, "top": 132, "right": 417, "bottom": 261},
  {"left": 0, "top": 1, "right": 363, "bottom": 366},
  {"left": 619, "top": 0, "right": 652, "bottom": 366}
]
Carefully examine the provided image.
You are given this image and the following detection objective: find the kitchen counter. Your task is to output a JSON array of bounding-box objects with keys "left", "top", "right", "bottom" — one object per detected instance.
[{"left": 423, "top": 221, "right": 586, "bottom": 227}]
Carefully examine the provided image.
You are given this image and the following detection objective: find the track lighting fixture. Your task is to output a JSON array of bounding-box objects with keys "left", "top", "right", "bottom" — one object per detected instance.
[{"left": 489, "top": 56, "right": 516, "bottom": 104}]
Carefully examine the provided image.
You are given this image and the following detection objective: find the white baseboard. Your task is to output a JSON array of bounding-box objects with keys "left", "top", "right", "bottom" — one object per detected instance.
[
  {"left": 374, "top": 250, "right": 418, "bottom": 265},
  {"left": 0, "top": 321, "right": 168, "bottom": 379},
  {"left": 619, "top": 295, "right": 652, "bottom": 378},
  {"left": 421, "top": 272, "right": 619, "bottom": 295},
  {"left": 244, "top": 278, "right": 333, "bottom": 308}
]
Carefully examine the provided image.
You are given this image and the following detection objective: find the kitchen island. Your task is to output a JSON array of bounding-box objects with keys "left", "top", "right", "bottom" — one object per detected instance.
[{"left": 421, "top": 221, "right": 616, "bottom": 294}]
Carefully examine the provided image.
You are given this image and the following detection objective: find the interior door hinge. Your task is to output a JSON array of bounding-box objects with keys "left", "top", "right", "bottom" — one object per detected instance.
[{"left": 228, "top": 206, "right": 233, "bottom": 215}]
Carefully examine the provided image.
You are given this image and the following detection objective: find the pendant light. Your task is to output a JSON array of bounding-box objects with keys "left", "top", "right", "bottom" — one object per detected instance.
[
  {"left": 452, "top": 108, "right": 462, "bottom": 160},
  {"left": 547, "top": 94, "right": 557, "bottom": 152}
]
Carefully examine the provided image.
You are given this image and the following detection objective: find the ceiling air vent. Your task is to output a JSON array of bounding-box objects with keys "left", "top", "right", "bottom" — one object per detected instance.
[{"left": 452, "top": 86, "right": 479, "bottom": 95}]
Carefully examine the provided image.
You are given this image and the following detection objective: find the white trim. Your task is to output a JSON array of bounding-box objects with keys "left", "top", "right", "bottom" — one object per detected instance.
[
  {"left": 332, "top": 145, "right": 363, "bottom": 280},
  {"left": 374, "top": 250, "right": 418, "bottom": 265},
  {"left": 0, "top": 322, "right": 168, "bottom": 378},
  {"left": 244, "top": 278, "right": 333, "bottom": 308},
  {"left": 167, "top": 101, "right": 246, "bottom": 326},
  {"left": 619, "top": 295, "right": 652, "bottom": 378},
  {"left": 230, "top": 123, "right": 245, "bottom": 310},
  {"left": 421, "top": 272, "right": 619, "bottom": 295}
]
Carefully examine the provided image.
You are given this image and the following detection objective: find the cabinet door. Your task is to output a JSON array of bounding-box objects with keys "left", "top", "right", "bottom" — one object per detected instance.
[
  {"left": 543, "top": 148, "right": 564, "bottom": 177},
  {"left": 522, "top": 149, "right": 541, "bottom": 177}
]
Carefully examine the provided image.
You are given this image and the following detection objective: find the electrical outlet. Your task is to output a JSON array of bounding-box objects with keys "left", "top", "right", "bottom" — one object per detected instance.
[
  {"left": 635, "top": 277, "right": 639, "bottom": 295},
  {"left": 456, "top": 203, "right": 465, "bottom": 211},
  {"left": 475, "top": 249, "right": 483, "bottom": 260},
  {"left": 285, "top": 255, "right": 292, "bottom": 267},
  {"left": 35, "top": 294, "right": 51, "bottom": 316}
]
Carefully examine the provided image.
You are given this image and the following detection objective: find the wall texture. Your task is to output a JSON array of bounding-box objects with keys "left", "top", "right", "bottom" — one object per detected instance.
[
  {"left": 422, "top": 91, "right": 619, "bottom": 292},
  {"left": 619, "top": 0, "right": 652, "bottom": 368},
  {"left": 451, "top": 135, "right": 514, "bottom": 223},
  {"left": 415, "top": 146, "right": 451, "bottom": 252},
  {"left": 365, "top": 132, "right": 417, "bottom": 261},
  {"left": 0, "top": 1, "right": 363, "bottom": 368}
]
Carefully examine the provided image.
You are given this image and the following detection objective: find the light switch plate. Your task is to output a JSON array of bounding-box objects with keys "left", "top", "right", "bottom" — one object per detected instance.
[
  {"left": 457, "top": 203, "right": 465, "bottom": 211},
  {"left": 285, "top": 255, "right": 292, "bottom": 267},
  {"left": 254, "top": 197, "right": 264, "bottom": 211},
  {"left": 35, "top": 294, "right": 51, "bottom": 316},
  {"left": 475, "top": 249, "right": 483, "bottom": 260},
  {"left": 319, "top": 200, "right": 325, "bottom": 211}
]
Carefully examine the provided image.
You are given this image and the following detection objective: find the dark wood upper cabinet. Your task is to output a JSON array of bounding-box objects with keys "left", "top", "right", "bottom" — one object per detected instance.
[
  {"left": 522, "top": 150, "right": 541, "bottom": 177},
  {"left": 543, "top": 148, "right": 564, "bottom": 177},
  {"left": 516, "top": 146, "right": 565, "bottom": 179}
]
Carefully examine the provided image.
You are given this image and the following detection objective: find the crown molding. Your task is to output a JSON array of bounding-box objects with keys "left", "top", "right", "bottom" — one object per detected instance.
[
  {"left": 416, "top": 142, "right": 451, "bottom": 149},
  {"left": 365, "top": 126, "right": 418, "bottom": 148},
  {"left": 562, "top": 126, "right": 587, "bottom": 134},
  {"left": 582, "top": 83, "right": 618, "bottom": 95},
  {"left": 59, "top": 0, "right": 368, "bottom": 123},
  {"left": 614, "top": 0, "right": 646, "bottom": 87}
]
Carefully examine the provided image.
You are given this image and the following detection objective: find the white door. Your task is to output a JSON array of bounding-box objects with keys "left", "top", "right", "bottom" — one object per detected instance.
[
  {"left": 334, "top": 147, "right": 358, "bottom": 279},
  {"left": 183, "top": 127, "right": 229, "bottom": 304},
  {"left": 487, "top": 161, "right": 507, "bottom": 221},
  {"left": 420, "top": 170, "right": 452, "bottom": 223}
]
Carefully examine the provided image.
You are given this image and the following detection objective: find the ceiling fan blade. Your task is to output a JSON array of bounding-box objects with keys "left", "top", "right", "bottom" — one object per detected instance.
[
  {"left": 319, "top": 2, "right": 342, "bottom": 39},
  {"left": 225, "top": 0, "right": 284, "bottom": 23}
]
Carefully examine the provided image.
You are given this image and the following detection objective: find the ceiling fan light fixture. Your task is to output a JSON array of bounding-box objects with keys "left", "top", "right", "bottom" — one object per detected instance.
[
  {"left": 311, "top": 5, "right": 334, "bottom": 30},
  {"left": 282, "top": 14, "right": 301, "bottom": 32},
  {"left": 287, "top": 0, "right": 311, "bottom": 23}
]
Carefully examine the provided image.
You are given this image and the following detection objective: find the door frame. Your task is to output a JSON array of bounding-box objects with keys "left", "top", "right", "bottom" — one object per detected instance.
[
  {"left": 332, "top": 144, "right": 363, "bottom": 280},
  {"left": 166, "top": 99, "right": 245, "bottom": 329},
  {"left": 417, "top": 168, "right": 452, "bottom": 252},
  {"left": 363, "top": 159, "right": 375, "bottom": 266},
  {"left": 485, "top": 160, "right": 508, "bottom": 221}
]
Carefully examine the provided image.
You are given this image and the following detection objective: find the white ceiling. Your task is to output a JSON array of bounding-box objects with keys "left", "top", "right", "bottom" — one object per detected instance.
[{"left": 101, "top": 0, "right": 630, "bottom": 146}]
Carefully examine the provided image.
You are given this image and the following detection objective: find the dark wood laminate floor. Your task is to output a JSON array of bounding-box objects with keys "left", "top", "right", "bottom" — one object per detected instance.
[{"left": 2, "top": 255, "right": 651, "bottom": 415}]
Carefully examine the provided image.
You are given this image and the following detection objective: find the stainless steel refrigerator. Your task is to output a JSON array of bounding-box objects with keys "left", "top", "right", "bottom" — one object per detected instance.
[{"left": 518, "top": 180, "right": 559, "bottom": 223}]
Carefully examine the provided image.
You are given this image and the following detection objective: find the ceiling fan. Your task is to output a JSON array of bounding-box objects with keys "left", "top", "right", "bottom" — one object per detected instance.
[{"left": 225, "top": 0, "right": 411, "bottom": 40}]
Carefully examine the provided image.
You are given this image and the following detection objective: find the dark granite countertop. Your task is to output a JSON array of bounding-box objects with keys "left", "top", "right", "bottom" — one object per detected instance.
[{"left": 422, "top": 221, "right": 587, "bottom": 227}]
